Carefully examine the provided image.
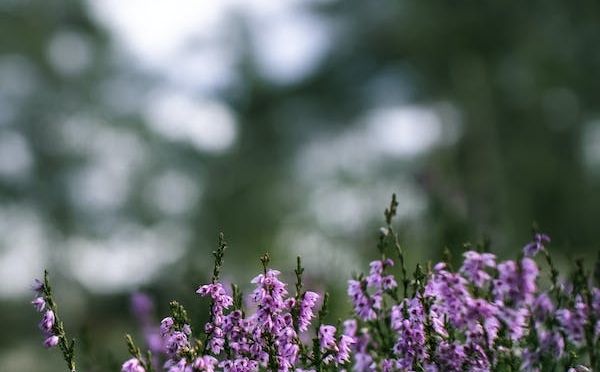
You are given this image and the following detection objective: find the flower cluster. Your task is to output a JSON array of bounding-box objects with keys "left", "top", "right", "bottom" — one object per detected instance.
[
  {"left": 341, "top": 230, "right": 600, "bottom": 371},
  {"left": 196, "top": 282, "right": 233, "bottom": 355},
  {"left": 32, "top": 198, "right": 600, "bottom": 372}
]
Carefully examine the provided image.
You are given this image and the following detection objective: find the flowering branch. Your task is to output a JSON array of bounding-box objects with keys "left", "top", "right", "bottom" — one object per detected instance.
[{"left": 31, "top": 271, "right": 77, "bottom": 372}]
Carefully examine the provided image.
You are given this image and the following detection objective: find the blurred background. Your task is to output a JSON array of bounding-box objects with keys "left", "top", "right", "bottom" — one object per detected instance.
[{"left": 2, "top": 0, "right": 600, "bottom": 370}]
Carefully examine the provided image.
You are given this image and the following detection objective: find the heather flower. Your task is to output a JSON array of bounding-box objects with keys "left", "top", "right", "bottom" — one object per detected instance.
[
  {"left": 32, "top": 297, "right": 45, "bottom": 312},
  {"left": 464, "top": 298, "right": 500, "bottom": 344},
  {"left": 164, "top": 358, "right": 189, "bottom": 372},
  {"left": 251, "top": 269, "right": 288, "bottom": 305},
  {"left": 592, "top": 288, "right": 600, "bottom": 314},
  {"left": 319, "top": 324, "right": 337, "bottom": 350},
  {"left": 460, "top": 251, "right": 496, "bottom": 287},
  {"left": 379, "top": 359, "right": 397, "bottom": 372},
  {"left": 197, "top": 283, "right": 234, "bottom": 309},
  {"left": 497, "top": 306, "right": 529, "bottom": 341},
  {"left": 122, "top": 358, "right": 146, "bottom": 372},
  {"left": 131, "top": 293, "right": 164, "bottom": 360},
  {"left": 523, "top": 233, "right": 550, "bottom": 257},
  {"left": 494, "top": 258, "right": 539, "bottom": 306},
  {"left": 366, "top": 259, "right": 395, "bottom": 289},
  {"left": 196, "top": 282, "right": 234, "bottom": 356},
  {"left": 192, "top": 355, "right": 218, "bottom": 371},
  {"left": 297, "top": 291, "right": 319, "bottom": 332},
  {"left": 426, "top": 263, "right": 470, "bottom": 328},
  {"left": 39, "top": 309, "right": 55, "bottom": 333},
  {"left": 392, "top": 298, "right": 427, "bottom": 368},
  {"left": 44, "top": 335, "right": 60, "bottom": 348},
  {"left": 347, "top": 279, "right": 377, "bottom": 321},
  {"left": 32, "top": 278, "right": 44, "bottom": 293},
  {"left": 435, "top": 341, "right": 466, "bottom": 371},
  {"left": 557, "top": 295, "right": 588, "bottom": 345},
  {"left": 539, "top": 329, "right": 565, "bottom": 357},
  {"left": 161, "top": 317, "right": 175, "bottom": 335},
  {"left": 463, "top": 342, "right": 490, "bottom": 371},
  {"left": 164, "top": 331, "right": 190, "bottom": 357},
  {"left": 532, "top": 292, "right": 554, "bottom": 321},
  {"left": 343, "top": 319, "right": 357, "bottom": 337},
  {"left": 337, "top": 334, "right": 355, "bottom": 364},
  {"left": 132, "top": 292, "right": 154, "bottom": 321},
  {"left": 219, "top": 357, "right": 259, "bottom": 372}
]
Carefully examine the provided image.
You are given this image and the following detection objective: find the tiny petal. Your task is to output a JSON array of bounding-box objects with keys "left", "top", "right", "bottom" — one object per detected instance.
[
  {"left": 44, "top": 335, "right": 59, "bottom": 348},
  {"left": 31, "top": 297, "right": 46, "bottom": 312}
]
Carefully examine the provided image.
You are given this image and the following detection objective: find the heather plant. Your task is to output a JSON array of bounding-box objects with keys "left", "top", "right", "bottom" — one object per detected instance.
[{"left": 31, "top": 195, "right": 600, "bottom": 371}]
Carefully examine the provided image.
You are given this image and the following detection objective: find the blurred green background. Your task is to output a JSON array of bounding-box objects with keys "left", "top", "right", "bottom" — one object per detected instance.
[{"left": 1, "top": 0, "right": 600, "bottom": 370}]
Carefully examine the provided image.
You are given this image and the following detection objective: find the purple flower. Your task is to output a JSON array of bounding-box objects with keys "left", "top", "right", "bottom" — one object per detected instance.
[
  {"left": 31, "top": 297, "right": 46, "bottom": 312},
  {"left": 39, "top": 310, "right": 55, "bottom": 333},
  {"left": 131, "top": 292, "right": 154, "bottom": 322},
  {"left": 460, "top": 251, "right": 496, "bottom": 287},
  {"left": 318, "top": 324, "right": 337, "bottom": 354},
  {"left": 197, "top": 283, "right": 234, "bottom": 309},
  {"left": 425, "top": 264, "right": 471, "bottom": 328},
  {"left": 160, "top": 317, "right": 175, "bottom": 335},
  {"left": 31, "top": 278, "right": 44, "bottom": 293},
  {"left": 121, "top": 358, "right": 145, "bottom": 372},
  {"left": 219, "top": 358, "right": 260, "bottom": 372},
  {"left": 592, "top": 288, "right": 600, "bottom": 314},
  {"left": 532, "top": 292, "right": 554, "bottom": 321},
  {"left": 379, "top": 359, "right": 398, "bottom": 372},
  {"left": 436, "top": 341, "right": 466, "bottom": 371},
  {"left": 250, "top": 269, "right": 288, "bottom": 305},
  {"left": 164, "top": 331, "right": 190, "bottom": 357},
  {"left": 297, "top": 291, "right": 319, "bottom": 332},
  {"left": 497, "top": 307, "right": 529, "bottom": 341},
  {"left": 557, "top": 295, "right": 588, "bottom": 345},
  {"left": 347, "top": 279, "right": 377, "bottom": 321},
  {"left": 523, "top": 233, "right": 550, "bottom": 257},
  {"left": 494, "top": 258, "right": 538, "bottom": 306},
  {"left": 392, "top": 298, "right": 427, "bottom": 368},
  {"left": 164, "top": 358, "right": 189, "bottom": 372},
  {"left": 464, "top": 298, "right": 500, "bottom": 345},
  {"left": 366, "top": 259, "right": 394, "bottom": 288},
  {"left": 44, "top": 335, "right": 60, "bottom": 348},
  {"left": 192, "top": 356, "right": 218, "bottom": 371},
  {"left": 343, "top": 319, "right": 357, "bottom": 337},
  {"left": 336, "top": 334, "right": 355, "bottom": 364},
  {"left": 539, "top": 329, "right": 565, "bottom": 357},
  {"left": 463, "top": 342, "right": 490, "bottom": 371}
]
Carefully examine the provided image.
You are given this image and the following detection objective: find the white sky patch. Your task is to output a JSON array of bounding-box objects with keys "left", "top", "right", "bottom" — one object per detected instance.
[
  {"left": 66, "top": 223, "right": 187, "bottom": 293},
  {"left": 365, "top": 106, "right": 444, "bottom": 158},
  {"left": 0, "top": 206, "right": 48, "bottom": 298},
  {"left": 63, "top": 118, "right": 147, "bottom": 212},
  {"left": 0, "top": 131, "right": 33, "bottom": 180},
  {"left": 86, "top": 0, "right": 230, "bottom": 68},
  {"left": 144, "top": 170, "right": 202, "bottom": 216},
  {"left": 87, "top": 0, "right": 331, "bottom": 89},
  {"left": 296, "top": 104, "right": 461, "bottom": 184},
  {"left": 144, "top": 91, "right": 238, "bottom": 154},
  {"left": 46, "top": 30, "right": 93, "bottom": 77},
  {"left": 250, "top": 11, "right": 331, "bottom": 85}
]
